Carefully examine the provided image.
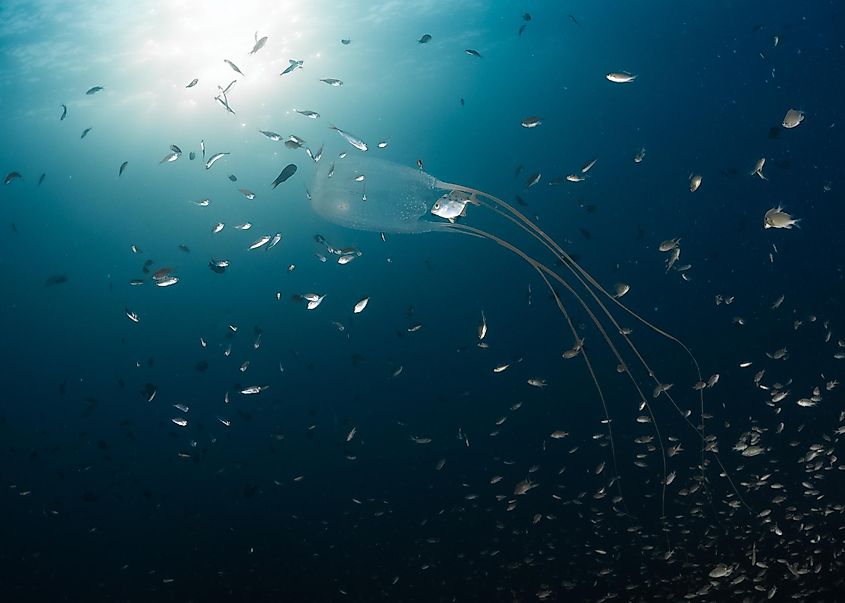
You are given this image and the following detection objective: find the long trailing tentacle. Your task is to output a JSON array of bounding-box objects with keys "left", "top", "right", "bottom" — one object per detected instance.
[
  {"left": 435, "top": 181, "right": 751, "bottom": 513},
  {"left": 439, "top": 222, "right": 643, "bottom": 520}
]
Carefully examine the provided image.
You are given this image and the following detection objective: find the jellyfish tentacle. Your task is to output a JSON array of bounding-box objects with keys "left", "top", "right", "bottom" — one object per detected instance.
[
  {"left": 465, "top": 194, "right": 751, "bottom": 512},
  {"left": 437, "top": 185, "right": 751, "bottom": 514},
  {"left": 443, "top": 222, "right": 658, "bottom": 521}
]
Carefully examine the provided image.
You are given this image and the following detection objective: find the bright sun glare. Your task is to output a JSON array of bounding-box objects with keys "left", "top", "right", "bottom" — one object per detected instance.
[{"left": 133, "top": 1, "right": 314, "bottom": 114}]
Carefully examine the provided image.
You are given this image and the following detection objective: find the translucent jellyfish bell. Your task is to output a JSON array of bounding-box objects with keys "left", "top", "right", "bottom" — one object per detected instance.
[{"left": 310, "top": 155, "right": 444, "bottom": 233}]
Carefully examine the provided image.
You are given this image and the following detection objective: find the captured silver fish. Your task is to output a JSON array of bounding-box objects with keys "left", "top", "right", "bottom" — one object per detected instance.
[
  {"left": 205, "top": 152, "right": 229, "bottom": 170},
  {"left": 224, "top": 59, "right": 244, "bottom": 76},
  {"left": 432, "top": 190, "right": 474, "bottom": 221},
  {"left": 281, "top": 59, "right": 303, "bottom": 75},
  {"left": 330, "top": 125, "right": 367, "bottom": 151},
  {"left": 271, "top": 163, "right": 297, "bottom": 188}
]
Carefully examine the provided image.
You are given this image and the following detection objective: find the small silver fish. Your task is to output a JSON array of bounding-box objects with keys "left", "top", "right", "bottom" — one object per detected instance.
[
  {"left": 205, "top": 152, "right": 229, "bottom": 170},
  {"left": 633, "top": 147, "right": 646, "bottom": 163},
  {"left": 330, "top": 125, "right": 367, "bottom": 151},
  {"left": 281, "top": 59, "right": 303, "bottom": 75},
  {"left": 267, "top": 233, "right": 282, "bottom": 250},
  {"left": 353, "top": 297, "right": 369, "bottom": 314},
  {"left": 259, "top": 130, "right": 282, "bottom": 142},
  {"left": 606, "top": 72, "right": 636, "bottom": 83},
  {"left": 782, "top": 108, "right": 804, "bottom": 129},
  {"left": 320, "top": 78, "right": 343, "bottom": 87},
  {"left": 249, "top": 33, "right": 268, "bottom": 55},
  {"left": 249, "top": 235, "right": 272, "bottom": 250},
  {"left": 224, "top": 59, "right": 244, "bottom": 76},
  {"left": 763, "top": 206, "right": 800, "bottom": 229}
]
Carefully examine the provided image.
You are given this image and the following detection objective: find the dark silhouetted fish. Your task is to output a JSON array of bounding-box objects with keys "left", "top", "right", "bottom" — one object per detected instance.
[
  {"left": 272, "top": 163, "right": 297, "bottom": 188},
  {"left": 45, "top": 274, "right": 68, "bottom": 286}
]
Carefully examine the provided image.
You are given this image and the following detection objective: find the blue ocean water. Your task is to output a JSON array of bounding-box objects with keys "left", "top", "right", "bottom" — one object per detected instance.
[{"left": 2, "top": 1, "right": 844, "bottom": 601}]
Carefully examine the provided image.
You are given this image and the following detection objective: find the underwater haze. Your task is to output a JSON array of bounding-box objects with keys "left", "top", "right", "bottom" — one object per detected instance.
[{"left": 2, "top": 0, "right": 845, "bottom": 601}]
